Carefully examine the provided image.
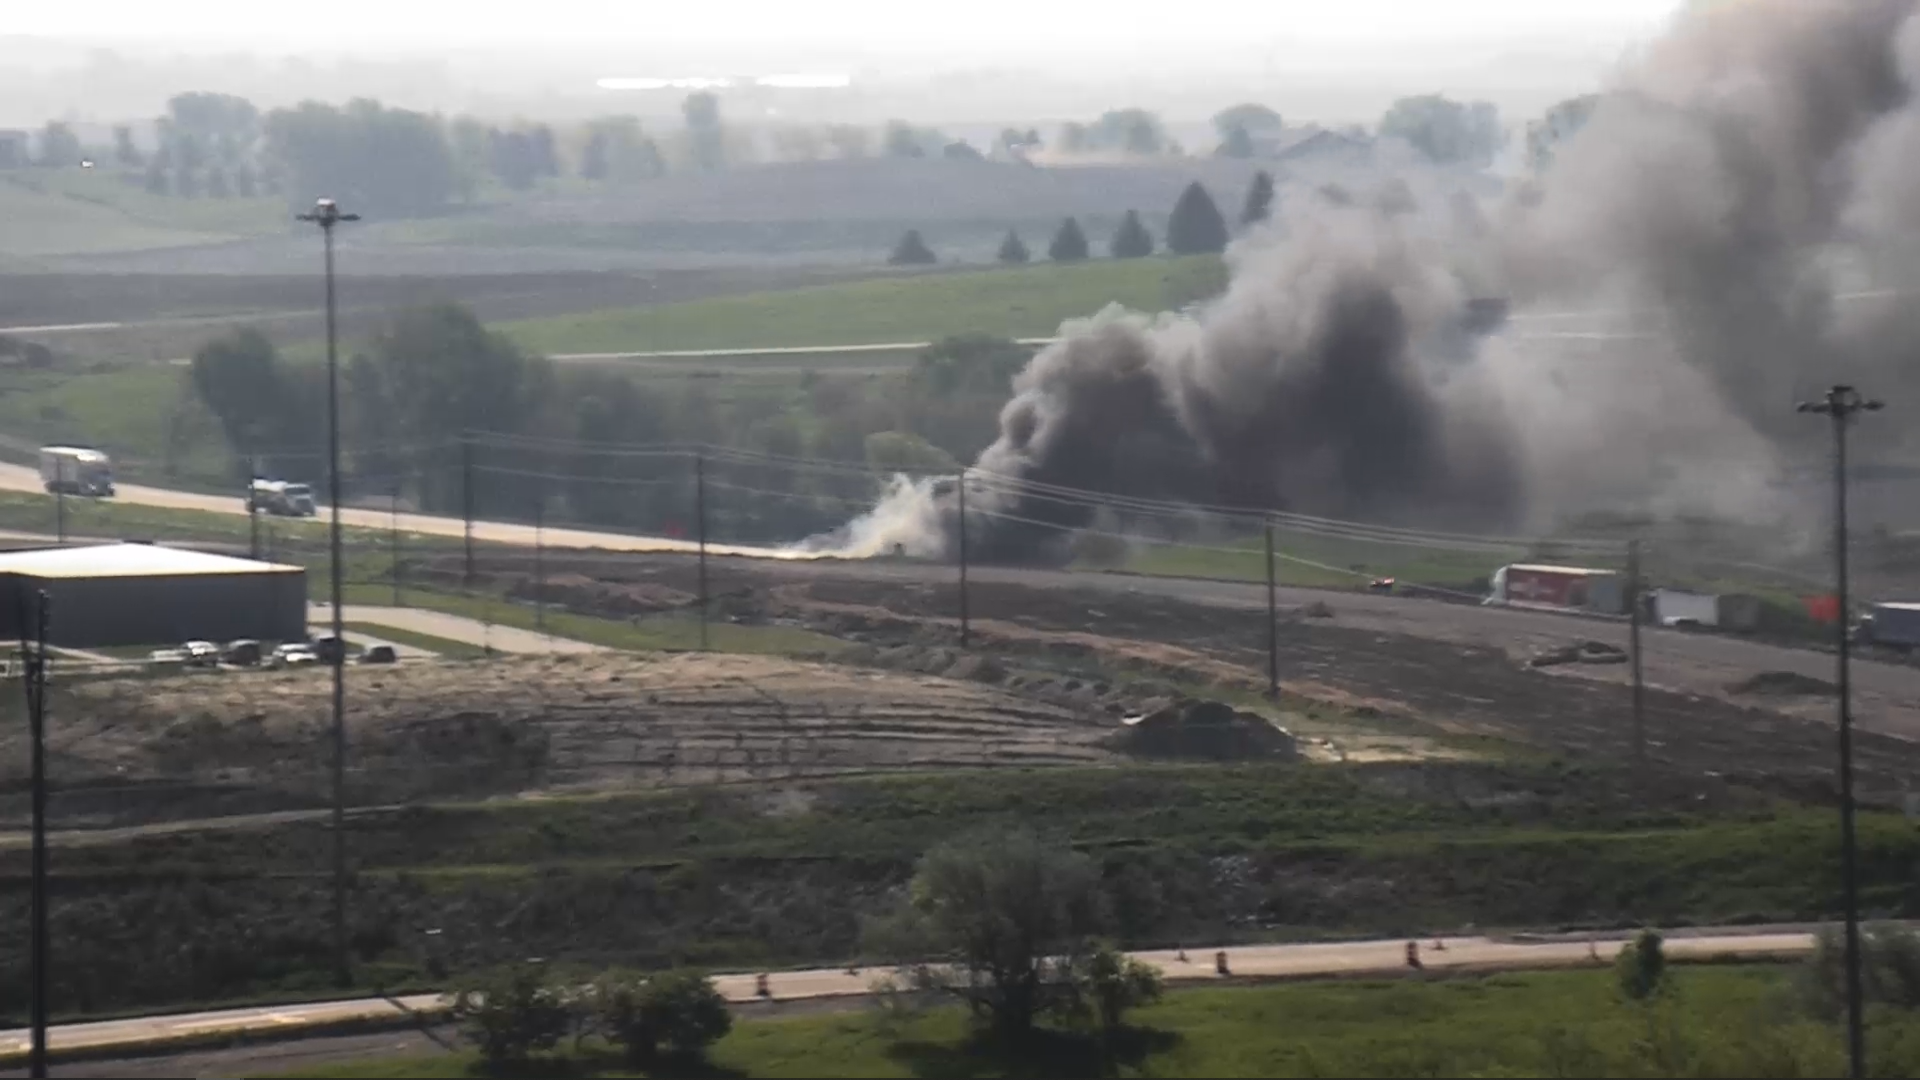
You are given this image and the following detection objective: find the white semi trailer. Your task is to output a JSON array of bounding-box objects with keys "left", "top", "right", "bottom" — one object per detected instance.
[{"left": 38, "top": 446, "right": 114, "bottom": 497}]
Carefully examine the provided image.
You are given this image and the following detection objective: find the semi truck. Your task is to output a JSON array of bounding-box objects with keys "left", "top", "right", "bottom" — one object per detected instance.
[
  {"left": 38, "top": 446, "right": 114, "bottom": 497},
  {"left": 1857, "top": 602, "right": 1920, "bottom": 650},
  {"left": 1486, "top": 564, "right": 1626, "bottom": 614},
  {"left": 246, "top": 479, "right": 317, "bottom": 517}
]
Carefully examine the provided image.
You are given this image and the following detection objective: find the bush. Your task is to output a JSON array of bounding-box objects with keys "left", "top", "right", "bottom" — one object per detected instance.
[
  {"left": 449, "top": 963, "right": 573, "bottom": 1066},
  {"left": 585, "top": 968, "right": 732, "bottom": 1063},
  {"left": 1075, "top": 942, "right": 1162, "bottom": 1032},
  {"left": 888, "top": 229, "right": 938, "bottom": 266},
  {"left": 1803, "top": 922, "right": 1920, "bottom": 1018},
  {"left": 1616, "top": 928, "right": 1666, "bottom": 1001}
]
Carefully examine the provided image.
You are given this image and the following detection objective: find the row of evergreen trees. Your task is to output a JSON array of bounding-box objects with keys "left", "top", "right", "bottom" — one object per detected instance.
[{"left": 888, "top": 171, "right": 1275, "bottom": 266}]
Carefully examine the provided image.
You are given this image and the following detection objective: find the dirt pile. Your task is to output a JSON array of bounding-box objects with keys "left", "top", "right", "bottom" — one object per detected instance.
[
  {"left": 508, "top": 573, "right": 694, "bottom": 615},
  {"left": 2, "top": 653, "right": 1122, "bottom": 828},
  {"left": 1108, "top": 699, "right": 1299, "bottom": 762},
  {"left": 1529, "top": 641, "right": 1629, "bottom": 668},
  {"left": 1728, "top": 671, "right": 1838, "bottom": 698}
]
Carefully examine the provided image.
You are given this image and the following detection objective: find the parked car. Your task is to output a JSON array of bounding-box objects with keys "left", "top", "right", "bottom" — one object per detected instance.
[
  {"left": 223, "top": 639, "right": 262, "bottom": 666},
  {"left": 359, "top": 644, "right": 397, "bottom": 665},
  {"left": 181, "top": 640, "right": 220, "bottom": 668},
  {"left": 312, "top": 634, "right": 345, "bottom": 665},
  {"left": 269, "top": 642, "right": 319, "bottom": 669},
  {"left": 146, "top": 648, "right": 187, "bottom": 671}
]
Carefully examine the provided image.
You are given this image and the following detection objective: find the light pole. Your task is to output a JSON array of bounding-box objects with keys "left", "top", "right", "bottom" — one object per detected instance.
[
  {"left": 1798, "top": 383, "right": 1883, "bottom": 1080},
  {"left": 297, "top": 196, "right": 359, "bottom": 990}
]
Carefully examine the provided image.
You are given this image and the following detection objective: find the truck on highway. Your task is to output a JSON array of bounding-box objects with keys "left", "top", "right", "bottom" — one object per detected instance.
[
  {"left": 38, "top": 446, "right": 114, "bottom": 497},
  {"left": 246, "top": 479, "right": 317, "bottom": 517},
  {"left": 1856, "top": 602, "right": 1920, "bottom": 650}
]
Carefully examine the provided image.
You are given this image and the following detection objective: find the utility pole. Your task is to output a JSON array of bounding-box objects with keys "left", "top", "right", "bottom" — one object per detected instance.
[
  {"left": 957, "top": 470, "right": 970, "bottom": 648},
  {"left": 695, "top": 453, "right": 709, "bottom": 651},
  {"left": 19, "top": 587, "right": 48, "bottom": 1079},
  {"left": 1800, "top": 384, "right": 1884, "bottom": 1080},
  {"left": 53, "top": 479, "right": 64, "bottom": 546},
  {"left": 248, "top": 454, "right": 260, "bottom": 560},
  {"left": 389, "top": 486, "right": 401, "bottom": 607},
  {"left": 534, "top": 497, "right": 545, "bottom": 638},
  {"left": 298, "top": 196, "right": 359, "bottom": 991},
  {"left": 1627, "top": 539, "right": 1645, "bottom": 764},
  {"left": 1265, "top": 518, "right": 1279, "bottom": 697},
  {"left": 461, "top": 434, "right": 475, "bottom": 589}
]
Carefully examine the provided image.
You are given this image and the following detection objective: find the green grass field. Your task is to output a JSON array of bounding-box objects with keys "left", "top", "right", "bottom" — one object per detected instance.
[
  {"left": 341, "top": 622, "right": 489, "bottom": 660},
  {"left": 500, "top": 256, "right": 1227, "bottom": 355},
  {"left": 1109, "top": 527, "right": 1539, "bottom": 594},
  {"left": 268, "top": 966, "right": 1895, "bottom": 1078},
  {"left": 0, "top": 170, "right": 284, "bottom": 258}
]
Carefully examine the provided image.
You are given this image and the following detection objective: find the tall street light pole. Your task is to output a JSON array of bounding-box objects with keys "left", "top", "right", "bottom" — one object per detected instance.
[
  {"left": 1799, "top": 383, "right": 1883, "bottom": 1080},
  {"left": 298, "top": 197, "right": 360, "bottom": 989}
]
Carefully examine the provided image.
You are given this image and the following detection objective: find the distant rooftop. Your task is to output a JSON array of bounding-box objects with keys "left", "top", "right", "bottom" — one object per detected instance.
[{"left": 0, "top": 543, "right": 301, "bottom": 580}]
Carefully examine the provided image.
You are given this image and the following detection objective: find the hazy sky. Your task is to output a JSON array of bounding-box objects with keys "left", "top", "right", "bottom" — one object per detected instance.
[
  {"left": 0, "top": 0, "right": 1687, "bottom": 126},
  {"left": 14, "top": 0, "right": 1682, "bottom": 55}
]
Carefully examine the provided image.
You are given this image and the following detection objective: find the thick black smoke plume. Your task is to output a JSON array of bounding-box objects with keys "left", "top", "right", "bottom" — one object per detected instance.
[{"left": 828, "top": 0, "right": 1920, "bottom": 562}]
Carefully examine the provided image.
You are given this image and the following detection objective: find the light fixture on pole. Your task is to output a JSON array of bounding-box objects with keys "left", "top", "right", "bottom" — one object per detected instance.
[
  {"left": 1797, "top": 383, "right": 1883, "bottom": 1080},
  {"left": 297, "top": 196, "right": 360, "bottom": 988}
]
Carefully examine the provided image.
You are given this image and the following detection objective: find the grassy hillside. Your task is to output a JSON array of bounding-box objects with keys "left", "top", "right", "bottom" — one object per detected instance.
[
  {"left": 11, "top": 757, "right": 1919, "bottom": 1020},
  {"left": 0, "top": 170, "right": 284, "bottom": 257},
  {"left": 501, "top": 256, "right": 1227, "bottom": 354}
]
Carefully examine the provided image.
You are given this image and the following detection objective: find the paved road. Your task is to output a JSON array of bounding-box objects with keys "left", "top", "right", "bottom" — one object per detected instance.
[
  {"left": 0, "top": 462, "right": 802, "bottom": 561},
  {"left": 310, "top": 603, "right": 605, "bottom": 655},
  {"left": 0, "top": 928, "right": 1817, "bottom": 1062}
]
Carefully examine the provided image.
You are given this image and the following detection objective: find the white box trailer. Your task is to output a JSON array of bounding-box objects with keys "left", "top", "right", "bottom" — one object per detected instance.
[
  {"left": 1651, "top": 589, "right": 1720, "bottom": 628},
  {"left": 38, "top": 446, "right": 113, "bottom": 497}
]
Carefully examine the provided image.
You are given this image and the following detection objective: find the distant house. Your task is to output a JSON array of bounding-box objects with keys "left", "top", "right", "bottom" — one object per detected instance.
[
  {"left": 1264, "top": 127, "right": 1374, "bottom": 166},
  {"left": 0, "top": 131, "right": 29, "bottom": 169},
  {"left": 1241, "top": 125, "right": 1374, "bottom": 165}
]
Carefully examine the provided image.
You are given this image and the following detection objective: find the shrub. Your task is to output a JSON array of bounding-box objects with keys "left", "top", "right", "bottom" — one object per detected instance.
[
  {"left": 449, "top": 963, "right": 572, "bottom": 1066},
  {"left": 1076, "top": 941, "right": 1162, "bottom": 1032},
  {"left": 585, "top": 968, "right": 732, "bottom": 1063},
  {"left": 1616, "top": 928, "right": 1666, "bottom": 1001}
]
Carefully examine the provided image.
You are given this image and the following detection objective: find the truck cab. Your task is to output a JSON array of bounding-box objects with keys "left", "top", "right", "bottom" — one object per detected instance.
[{"left": 247, "top": 478, "right": 318, "bottom": 517}]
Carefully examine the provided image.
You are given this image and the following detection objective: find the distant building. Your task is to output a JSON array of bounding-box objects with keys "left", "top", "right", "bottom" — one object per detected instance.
[
  {"left": 1248, "top": 126, "right": 1375, "bottom": 166},
  {"left": 0, "top": 130, "right": 29, "bottom": 169}
]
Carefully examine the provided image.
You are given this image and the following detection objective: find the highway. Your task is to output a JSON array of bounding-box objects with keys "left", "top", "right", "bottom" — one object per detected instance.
[
  {"left": 0, "top": 929, "right": 1819, "bottom": 1061},
  {"left": 0, "top": 461, "right": 804, "bottom": 561}
]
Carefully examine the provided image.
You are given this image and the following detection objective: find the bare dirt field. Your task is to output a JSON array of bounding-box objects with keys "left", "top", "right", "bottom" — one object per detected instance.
[
  {"left": 0, "top": 651, "right": 1119, "bottom": 828},
  {"left": 431, "top": 549, "right": 1920, "bottom": 803}
]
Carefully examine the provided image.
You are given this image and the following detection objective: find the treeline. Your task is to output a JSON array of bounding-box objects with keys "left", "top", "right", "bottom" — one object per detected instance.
[
  {"left": 890, "top": 173, "right": 1276, "bottom": 266},
  {"left": 11, "top": 86, "right": 1537, "bottom": 219},
  {"left": 188, "top": 312, "right": 1031, "bottom": 539}
]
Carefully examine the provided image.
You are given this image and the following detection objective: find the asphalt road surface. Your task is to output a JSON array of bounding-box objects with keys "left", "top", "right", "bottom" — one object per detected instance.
[{"left": 0, "top": 928, "right": 1817, "bottom": 1070}]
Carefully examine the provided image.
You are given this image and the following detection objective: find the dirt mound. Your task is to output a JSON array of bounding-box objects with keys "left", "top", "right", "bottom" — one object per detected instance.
[
  {"left": 509, "top": 574, "right": 693, "bottom": 616},
  {"left": 1728, "top": 671, "right": 1838, "bottom": 698},
  {"left": 12, "top": 653, "right": 1119, "bottom": 827},
  {"left": 1107, "top": 699, "right": 1299, "bottom": 762},
  {"left": 1530, "top": 641, "right": 1629, "bottom": 668}
]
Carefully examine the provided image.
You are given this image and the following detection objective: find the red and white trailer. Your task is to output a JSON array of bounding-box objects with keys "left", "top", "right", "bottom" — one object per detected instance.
[{"left": 1487, "top": 564, "right": 1626, "bottom": 615}]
